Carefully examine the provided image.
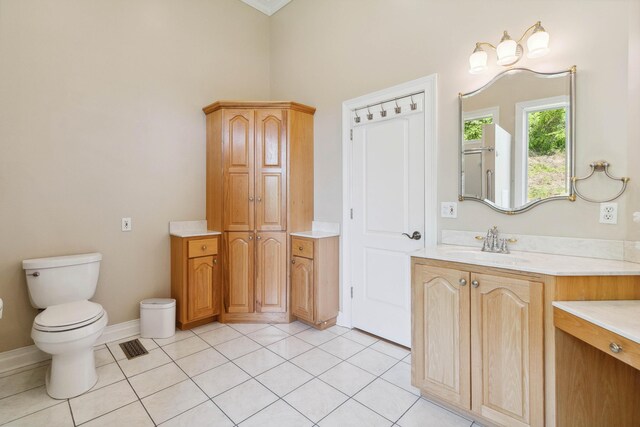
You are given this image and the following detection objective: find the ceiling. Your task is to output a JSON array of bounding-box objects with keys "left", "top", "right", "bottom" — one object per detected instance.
[{"left": 240, "top": 0, "right": 292, "bottom": 16}]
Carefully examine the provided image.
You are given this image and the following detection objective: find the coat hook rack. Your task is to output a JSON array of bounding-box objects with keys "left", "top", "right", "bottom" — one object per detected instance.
[{"left": 572, "top": 160, "right": 630, "bottom": 203}]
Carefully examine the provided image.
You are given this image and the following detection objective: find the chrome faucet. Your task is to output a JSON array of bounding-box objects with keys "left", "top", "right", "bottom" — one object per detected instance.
[{"left": 479, "top": 226, "right": 514, "bottom": 254}]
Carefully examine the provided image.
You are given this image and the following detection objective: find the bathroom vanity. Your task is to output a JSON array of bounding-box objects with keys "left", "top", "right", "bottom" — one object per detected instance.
[{"left": 411, "top": 246, "right": 640, "bottom": 427}]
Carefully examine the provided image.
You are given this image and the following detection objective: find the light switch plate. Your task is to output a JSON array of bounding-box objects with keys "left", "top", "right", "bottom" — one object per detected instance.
[
  {"left": 121, "top": 217, "right": 132, "bottom": 231},
  {"left": 441, "top": 202, "right": 458, "bottom": 218}
]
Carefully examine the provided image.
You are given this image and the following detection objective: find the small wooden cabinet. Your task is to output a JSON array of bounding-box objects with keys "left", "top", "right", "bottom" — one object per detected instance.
[
  {"left": 171, "top": 235, "right": 221, "bottom": 329},
  {"left": 412, "top": 260, "right": 543, "bottom": 427},
  {"left": 290, "top": 235, "right": 339, "bottom": 329}
]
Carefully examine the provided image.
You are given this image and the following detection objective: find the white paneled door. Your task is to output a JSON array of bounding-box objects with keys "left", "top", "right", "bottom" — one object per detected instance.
[{"left": 351, "top": 101, "right": 425, "bottom": 347}]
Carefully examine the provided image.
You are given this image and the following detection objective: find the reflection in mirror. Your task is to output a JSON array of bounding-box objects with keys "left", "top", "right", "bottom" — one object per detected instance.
[{"left": 459, "top": 67, "right": 575, "bottom": 213}]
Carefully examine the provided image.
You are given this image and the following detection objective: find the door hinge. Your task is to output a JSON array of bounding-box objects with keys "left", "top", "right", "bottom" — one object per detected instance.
[
  {"left": 350, "top": 208, "right": 353, "bottom": 219},
  {"left": 350, "top": 286, "right": 354, "bottom": 299},
  {"left": 350, "top": 129, "right": 353, "bottom": 141}
]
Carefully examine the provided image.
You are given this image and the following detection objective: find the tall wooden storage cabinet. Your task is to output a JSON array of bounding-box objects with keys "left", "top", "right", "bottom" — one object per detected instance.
[{"left": 203, "top": 101, "right": 315, "bottom": 323}]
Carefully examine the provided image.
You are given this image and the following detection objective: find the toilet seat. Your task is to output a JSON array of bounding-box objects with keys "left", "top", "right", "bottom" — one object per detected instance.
[{"left": 34, "top": 301, "right": 105, "bottom": 332}]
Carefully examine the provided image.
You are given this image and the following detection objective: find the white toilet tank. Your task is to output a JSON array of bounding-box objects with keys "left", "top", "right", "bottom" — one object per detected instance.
[{"left": 22, "top": 253, "right": 102, "bottom": 308}]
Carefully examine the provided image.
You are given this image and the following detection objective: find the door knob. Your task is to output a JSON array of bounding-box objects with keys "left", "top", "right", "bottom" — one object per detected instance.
[
  {"left": 402, "top": 231, "right": 422, "bottom": 240},
  {"left": 471, "top": 280, "right": 479, "bottom": 288}
]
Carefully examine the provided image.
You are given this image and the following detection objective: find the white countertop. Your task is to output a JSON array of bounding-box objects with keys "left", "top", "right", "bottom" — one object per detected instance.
[
  {"left": 411, "top": 245, "right": 640, "bottom": 276},
  {"left": 553, "top": 300, "right": 640, "bottom": 344},
  {"left": 290, "top": 230, "right": 340, "bottom": 238},
  {"left": 170, "top": 230, "right": 221, "bottom": 238}
]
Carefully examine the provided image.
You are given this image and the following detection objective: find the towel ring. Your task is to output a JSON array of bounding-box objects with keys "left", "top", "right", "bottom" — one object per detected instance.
[{"left": 572, "top": 160, "right": 630, "bottom": 203}]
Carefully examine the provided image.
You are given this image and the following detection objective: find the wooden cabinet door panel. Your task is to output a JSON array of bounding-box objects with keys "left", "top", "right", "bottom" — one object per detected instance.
[
  {"left": 225, "top": 232, "right": 254, "bottom": 313},
  {"left": 255, "top": 232, "right": 286, "bottom": 313},
  {"left": 412, "top": 263, "right": 471, "bottom": 409},
  {"left": 255, "top": 110, "right": 286, "bottom": 231},
  {"left": 291, "top": 256, "right": 313, "bottom": 322},
  {"left": 223, "top": 110, "right": 254, "bottom": 231},
  {"left": 471, "top": 273, "right": 543, "bottom": 427},
  {"left": 188, "top": 256, "right": 215, "bottom": 320}
]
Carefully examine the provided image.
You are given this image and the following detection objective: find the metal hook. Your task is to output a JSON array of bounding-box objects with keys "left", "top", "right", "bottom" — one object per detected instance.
[
  {"left": 395, "top": 100, "right": 401, "bottom": 114},
  {"left": 367, "top": 108, "right": 373, "bottom": 120},
  {"left": 410, "top": 96, "right": 417, "bottom": 111},
  {"left": 380, "top": 103, "right": 387, "bottom": 118},
  {"left": 354, "top": 110, "right": 361, "bottom": 123}
]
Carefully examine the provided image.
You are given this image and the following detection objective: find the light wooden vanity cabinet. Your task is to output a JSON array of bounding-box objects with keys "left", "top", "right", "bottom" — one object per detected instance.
[
  {"left": 412, "top": 259, "right": 543, "bottom": 427},
  {"left": 290, "top": 235, "right": 339, "bottom": 329},
  {"left": 203, "top": 101, "right": 315, "bottom": 323},
  {"left": 171, "top": 235, "right": 221, "bottom": 329}
]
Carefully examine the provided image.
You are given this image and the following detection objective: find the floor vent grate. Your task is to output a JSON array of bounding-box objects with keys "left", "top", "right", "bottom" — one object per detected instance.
[{"left": 119, "top": 339, "right": 148, "bottom": 360}]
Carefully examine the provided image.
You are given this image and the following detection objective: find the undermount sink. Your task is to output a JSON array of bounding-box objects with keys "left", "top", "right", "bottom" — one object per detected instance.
[{"left": 444, "top": 249, "right": 530, "bottom": 264}]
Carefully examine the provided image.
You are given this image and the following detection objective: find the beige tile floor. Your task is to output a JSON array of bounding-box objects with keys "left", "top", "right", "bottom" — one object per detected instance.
[{"left": 0, "top": 322, "right": 479, "bottom": 426}]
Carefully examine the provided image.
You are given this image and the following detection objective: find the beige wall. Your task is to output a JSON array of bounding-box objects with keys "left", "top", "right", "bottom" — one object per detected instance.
[
  {"left": 1, "top": 0, "right": 638, "bottom": 354},
  {"left": 270, "top": 0, "right": 635, "bottom": 241},
  {"left": 0, "top": 0, "right": 270, "bottom": 352}
]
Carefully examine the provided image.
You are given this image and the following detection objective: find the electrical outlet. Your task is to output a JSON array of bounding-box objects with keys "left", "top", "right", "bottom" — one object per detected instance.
[
  {"left": 121, "top": 217, "right": 132, "bottom": 231},
  {"left": 599, "top": 203, "right": 617, "bottom": 225},
  {"left": 441, "top": 202, "right": 458, "bottom": 218}
]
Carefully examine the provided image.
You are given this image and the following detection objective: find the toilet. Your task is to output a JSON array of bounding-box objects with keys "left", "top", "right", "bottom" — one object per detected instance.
[{"left": 22, "top": 253, "right": 108, "bottom": 399}]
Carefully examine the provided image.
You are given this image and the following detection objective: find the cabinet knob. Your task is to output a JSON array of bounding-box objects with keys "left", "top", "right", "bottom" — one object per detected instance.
[
  {"left": 610, "top": 342, "right": 623, "bottom": 354},
  {"left": 459, "top": 279, "right": 467, "bottom": 286},
  {"left": 213, "top": 259, "right": 217, "bottom": 264},
  {"left": 291, "top": 259, "right": 296, "bottom": 264},
  {"left": 201, "top": 245, "right": 207, "bottom": 251},
  {"left": 298, "top": 246, "right": 303, "bottom": 251},
  {"left": 249, "top": 235, "right": 253, "bottom": 240},
  {"left": 257, "top": 235, "right": 262, "bottom": 240},
  {"left": 249, "top": 196, "right": 254, "bottom": 201},
  {"left": 471, "top": 280, "right": 479, "bottom": 288},
  {"left": 257, "top": 197, "right": 262, "bottom": 202}
]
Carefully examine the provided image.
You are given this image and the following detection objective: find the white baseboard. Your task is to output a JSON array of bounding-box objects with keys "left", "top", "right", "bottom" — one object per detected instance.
[
  {"left": 0, "top": 318, "right": 141, "bottom": 374},
  {"left": 96, "top": 319, "right": 140, "bottom": 346}
]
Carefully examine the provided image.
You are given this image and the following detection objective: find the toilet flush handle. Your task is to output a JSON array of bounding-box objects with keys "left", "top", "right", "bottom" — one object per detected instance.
[{"left": 27, "top": 272, "right": 40, "bottom": 277}]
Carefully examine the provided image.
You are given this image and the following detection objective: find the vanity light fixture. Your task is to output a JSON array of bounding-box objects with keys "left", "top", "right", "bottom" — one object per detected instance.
[{"left": 469, "top": 21, "right": 550, "bottom": 74}]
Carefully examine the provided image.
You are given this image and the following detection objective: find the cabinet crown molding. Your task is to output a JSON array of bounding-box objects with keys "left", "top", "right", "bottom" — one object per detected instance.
[{"left": 203, "top": 100, "right": 316, "bottom": 115}]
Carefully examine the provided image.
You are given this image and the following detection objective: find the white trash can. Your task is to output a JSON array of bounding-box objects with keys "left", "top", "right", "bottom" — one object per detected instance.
[{"left": 140, "top": 298, "right": 176, "bottom": 339}]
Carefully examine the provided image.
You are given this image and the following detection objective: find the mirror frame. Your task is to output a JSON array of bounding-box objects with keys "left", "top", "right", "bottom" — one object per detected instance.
[{"left": 458, "top": 66, "right": 576, "bottom": 214}]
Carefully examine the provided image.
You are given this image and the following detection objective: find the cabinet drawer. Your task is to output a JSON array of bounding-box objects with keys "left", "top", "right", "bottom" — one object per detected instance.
[
  {"left": 554, "top": 307, "right": 640, "bottom": 371},
  {"left": 188, "top": 238, "right": 218, "bottom": 258},
  {"left": 292, "top": 238, "right": 314, "bottom": 259}
]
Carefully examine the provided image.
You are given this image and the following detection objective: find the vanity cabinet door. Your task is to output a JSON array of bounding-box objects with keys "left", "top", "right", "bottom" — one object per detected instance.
[
  {"left": 255, "top": 232, "right": 287, "bottom": 313},
  {"left": 470, "top": 273, "right": 543, "bottom": 427},
  {"left": 412, "top": 263, "right": 471, "bottom": 410},
  {"left": 255, "top": 109, "right": 286, "bottom": 231},
  {"left": 291, "top": 256, "right": 314, "bottom": 323},
  {"left": 223, "top": 110, "right": 255, "bottom": 231},
  {"left": 187, "top": 255, "right": 217, "bottom": 321},
  {"left": 225, "top": 232, "right": 254, "bottom": 313}
]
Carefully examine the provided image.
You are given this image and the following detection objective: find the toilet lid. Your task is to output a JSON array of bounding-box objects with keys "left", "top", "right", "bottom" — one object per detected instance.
[{"left": 34, "top": 301, "right": 104, "bottom": 332}]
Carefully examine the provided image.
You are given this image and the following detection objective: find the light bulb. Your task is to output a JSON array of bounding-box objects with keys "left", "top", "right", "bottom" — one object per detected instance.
[
  {"left": 496, "top": 31, "right": 519, "bottom": 65},
  {"left": 527, "top": 25, "right": 550, "bottom": 58},
  {"left": 469, "top": 47, "right": 488, "bottom": 74}
]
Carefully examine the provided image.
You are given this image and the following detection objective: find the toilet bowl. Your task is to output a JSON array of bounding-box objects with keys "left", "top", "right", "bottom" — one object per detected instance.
[
  {"left": 31, "top": 300, "right": 108, "bottom": 398},
  {"left": 23, "top": 253, "right": 107, "bottom": 399}
]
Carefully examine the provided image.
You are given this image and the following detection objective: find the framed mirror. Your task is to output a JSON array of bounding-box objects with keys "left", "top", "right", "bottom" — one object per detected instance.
[{"left": 459, "top": 67, "right": 576, "bottom": 214}]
